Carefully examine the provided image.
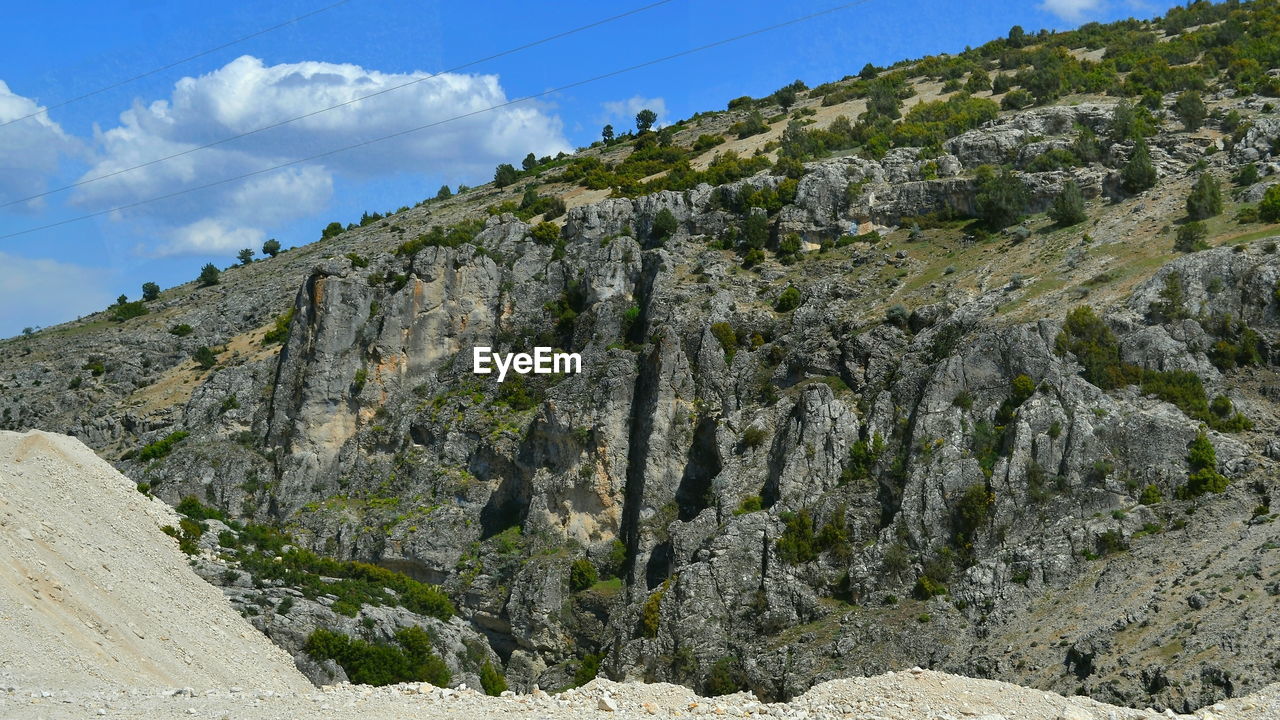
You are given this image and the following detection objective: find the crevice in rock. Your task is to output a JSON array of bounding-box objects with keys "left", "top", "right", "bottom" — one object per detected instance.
[
  {"left": 675, "top": 415, "right": 721, "bottom": 521},
  {"left": 645, "top": 540, "right": 674, "bottom": 590},
  {"left": 619, "top": 254, "right": 665, "bottom": 587}
]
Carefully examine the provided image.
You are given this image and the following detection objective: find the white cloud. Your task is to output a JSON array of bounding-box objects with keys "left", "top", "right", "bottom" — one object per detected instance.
[
  {"left": 0, "top": 252, "right": 113, "bottom": 338},
  {"left": 600, "top": 95, "right": 667, "bottom": 131},
  {"left": 0, "top": 81, "right": 82, "bottom": 211},
  {"left": 1040, "top": 0, "right": 1105, "bottom": 22},
  {"left": 70, "top": 55, "right": 570, "bottom": 255}
]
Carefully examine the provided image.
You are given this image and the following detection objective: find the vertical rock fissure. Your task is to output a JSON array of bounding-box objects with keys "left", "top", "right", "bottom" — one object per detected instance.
[{"left": 619, "top": 254, "right": 664, "bottom": 589}]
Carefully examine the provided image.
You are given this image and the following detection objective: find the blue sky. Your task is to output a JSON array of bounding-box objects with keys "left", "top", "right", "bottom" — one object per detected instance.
[{"left": 0, "top": 0, "right": 1177, "bottom": 337}]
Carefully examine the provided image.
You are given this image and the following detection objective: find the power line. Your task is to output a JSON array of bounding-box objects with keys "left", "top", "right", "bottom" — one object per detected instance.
[
  {"left": 0, "top": 0, "right": 875, "bottom": 242},
  {"left": 0, "top": 0, "right": 679, "bottom": 209},
  {"left": 0, "top": 0, "right": 358, "bottom": 130}
]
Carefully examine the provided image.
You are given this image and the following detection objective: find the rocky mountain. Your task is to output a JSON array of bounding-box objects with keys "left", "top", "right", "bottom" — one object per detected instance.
[{"left": 3, "top": 3, "right": 1280, "bottom": 714}]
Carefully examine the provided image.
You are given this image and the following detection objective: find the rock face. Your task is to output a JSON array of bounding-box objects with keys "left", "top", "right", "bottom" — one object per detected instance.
[{"left": 2, "top": 97, "right": 1279, "bottom": 715}]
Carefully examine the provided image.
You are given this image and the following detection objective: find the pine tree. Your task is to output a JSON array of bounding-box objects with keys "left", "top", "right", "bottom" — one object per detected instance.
[
  {"left": 1186, "top": 173, "right": 1222, "bottom": 220},
  {"left": 975, "top": 167, "right": 1029, "bottom": 230},
  {"left": 1173, "top": 91, "right": 1207, "bottom": 131},
  {"left": 1121, "top": 139, "right": 1157, "bottom": 194},
  {"left": 197, "top": 263, "right": 221, "bottom": 287},
  {"left": 1048, "top": 180, "right": 1087, "bottom": 226},
  {"left": 1259, "top": 184, "right": 1280, "bottom": 223},
  {"left": 635, "top": 109, "right": 657, "bottom": 133}
]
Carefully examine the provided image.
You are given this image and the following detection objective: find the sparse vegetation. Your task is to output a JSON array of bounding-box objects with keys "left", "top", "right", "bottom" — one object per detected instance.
[
  {"left": 1186, "top": 173, "right": 1222, "bottom": 220},
  {"left": 1048, "top": 180, "right": 1087, "bottom": 227},
  {"left": 568, "top": 558, "right": 598, "bottom": 592},
  {"left": 1179, "top": 430, "right": 1228, "bottom": 498},
  {"left": 137, "top": 431, "right": 190, "bottom": 462},
  {"left": 304, "top": 627, "right": 450, "bottom": 687},
  {"left": 197, "top": 263, "right": 220, "bottom": 287}
]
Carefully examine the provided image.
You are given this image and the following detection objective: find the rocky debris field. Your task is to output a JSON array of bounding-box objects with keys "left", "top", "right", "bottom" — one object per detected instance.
[{"left": 2, "top": 671, "right": 1272, "bottom": 720}]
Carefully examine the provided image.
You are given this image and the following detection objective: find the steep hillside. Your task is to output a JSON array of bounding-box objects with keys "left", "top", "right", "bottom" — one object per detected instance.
[
  {"left": 0, "top": 430, "right": 310, "bottom": 692},
  {"left": 3, "top": 1, "right": 1280, "bottom": 714}
]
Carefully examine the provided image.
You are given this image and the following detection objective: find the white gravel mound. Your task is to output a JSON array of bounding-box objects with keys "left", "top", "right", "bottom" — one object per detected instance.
[{"left": 0, "top": 430, "right": 310, "bottom": 694}]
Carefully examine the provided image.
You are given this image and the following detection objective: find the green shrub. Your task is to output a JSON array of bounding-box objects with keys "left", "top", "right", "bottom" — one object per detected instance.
[
  {"left": 353, "top": 368, "right": 368, "bottom": 393},
  {"left": 913, "top": 575, "right": 948, "bottom": 599},
  {"left": 693, "top": 133, "right": 726, "bottom": 152},
  {"left": 775, "top": 286, "right": 801, "bottom": 312},
  {"left": 262, "top": 238, "right": 282, "bottom": 257},
  {"left": 651, "top": 208, "right": 678, "bottom": 243},
  {"left": 1175, "top": 221, "right": 1209, "bottom": 252},
  {"left": 479, "top": 661, "right": 507, "bottom": 696},
  {"left": 169, "top": 323, "right": 194, "bottom": 337},
  {"left": 1139, "top": 483, "right": 1163, "bottom": 505},
  {"left": 197, "top": 263, "right": 221, "bottom": 287},
  {"left": 952, "top": 390, "right": 973, "bottom": 410},
  {"left": 1048, "top": 180, "right": 1087, "bottom": 226},
  {"left": 710, "top": 322, "right": 737, "bottom": 361},
  {"left": 1259, "top": 184, "right": 1280, "bottom": 223},
  {"left": 705, "top": 657, "right": 745, "bottom": 696},
  {"left": 640, "top": 582, "right": 667, "bottom": 638},
  {"left": 731, "top": 110, "right": 769, "bottom": 139},
  {"left": 112, "top": 301, "right": 148, "bottom": 322},
  {"left": 1027, "top": 148, "right": 1080, "bottom": 173},
  {"left": 396, "top": 219, "right": 486, "bottom": 255},
  {"left": 1186, "top": 173, "right": 1222, "bottom": 220},
  {"left": 734, "top": 495, "right": 764, "bottom": 515},
  {"left": 529, "top": 221, "right": 561, "bottom": 244},
  {"left": 1235, "top": 163, "right": 1260, "bottom": 187},
  {"left": 1001, "top": 88, "right": 1034, "bottom": 110},
  {"left": 1097, "top": 529, "right": 1128, "bottom": 556},
  {"left": 952, "top": 484, "right": 994, "bottom": 563},
  {"left": 1173, "top": 90, "right": 1207, "bottom": 131},
  {"left": 974, "top": 166, "right": 1028, "bottom": 230},
  {"left": 1121, "top": 139, "right": 1157, "bottom": 194},
  {"left": 171, "top": 518, "right": 203, "bottom": 555},
  {"left": 262, "top": 308, "right": 295, "bottom": 345},
  {"left": 573, "top": 653, "right": 602, "bottom": 687},
  {"left": 141, "top": 281, "right": 161, "bottom": 301},
  {"left": 193, "top": 346, "right": 217, "bottom": 370},
  {"left": 177, "top": 496, "right": 227, "bottom": 522},
  {"left": 1178, "top": 430, "right": 1228, "bottom": 498},
  {"left": 321, "top": 221, "right": 344, "bottom": 240},
  {"left": 776, "top": 510, "right": 818, "bottom": 564},
  {"left": 138, "top": 431, "right": 190, "bottom": 462},
  {"left": 885, "top": 303, "right": 909, "bottom": 328},
  {"left": 842, "top": 433, "right": 884, "bottom": 484},
  {"left": 568, "top": 558, "right": 598, "bottom": 592},
  {"left": 304, "top": 627, "right": 450, "bottom": 687},
  {"left": 605, "top": 540, "right": 627, "bottom": 579},
  {"left": 742, "top": 426, "right": 768, "bottom": 449}
]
